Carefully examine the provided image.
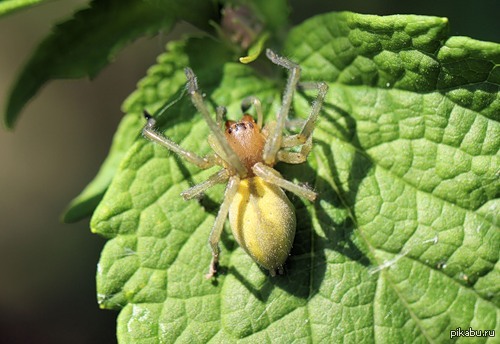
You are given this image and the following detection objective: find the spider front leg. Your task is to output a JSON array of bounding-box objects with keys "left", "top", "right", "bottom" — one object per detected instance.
[
  {"left": 184, "top": 68, "right": 247, "bottom": 177},
  {"left": 277, "top": 135, "right": 313, "bottom": 164},
  {"left": 263, "top": 49, "right": 302, "bottom": 165},
  {"left": 206, "top": 176, "right": 240, "bottom": 279},
  {"left": 142, "top": 112, "right": 217, "bottom": 169},
  {"left": 277, "top": 81, "right": 328, "bottom": 164},
  {"left": 281, "top": 81, "right": 329, "bottom": 148}
]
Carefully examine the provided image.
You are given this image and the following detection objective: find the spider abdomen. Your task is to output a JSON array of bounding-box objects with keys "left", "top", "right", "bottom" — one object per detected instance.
[{"left": 228, "top": 176, "right": 296, "bottom": 274}]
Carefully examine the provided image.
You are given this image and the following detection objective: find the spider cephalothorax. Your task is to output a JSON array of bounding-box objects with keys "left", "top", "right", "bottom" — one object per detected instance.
[
  {"left": 224, "top": 115, "right": 266, "bottom": 174},
  {"left": 143, "top": 49, "right": 328, "bottom": 278}
]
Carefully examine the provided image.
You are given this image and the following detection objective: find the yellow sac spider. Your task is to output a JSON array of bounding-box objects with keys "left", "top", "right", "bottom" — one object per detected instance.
[{"left": 142, "top": 49, "right": 328, "bottom": 278}]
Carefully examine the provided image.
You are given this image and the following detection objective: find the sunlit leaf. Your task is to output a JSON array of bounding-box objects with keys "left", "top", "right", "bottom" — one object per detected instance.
[{"left": 92, "top": 12, "right": 499, "bottom": 342}]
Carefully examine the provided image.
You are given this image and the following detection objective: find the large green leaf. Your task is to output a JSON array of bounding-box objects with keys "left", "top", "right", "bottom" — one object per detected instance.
[
  {"left": 3, "top": 0, "right": 218, "bottom": 128},
  {"left": 92, "top": 12, "right": 499, "bottom": 342}
]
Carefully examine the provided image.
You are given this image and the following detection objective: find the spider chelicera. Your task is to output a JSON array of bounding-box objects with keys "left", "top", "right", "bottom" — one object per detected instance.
[{"left": 142, "top": 49, "right": 328, "bottom": 278}]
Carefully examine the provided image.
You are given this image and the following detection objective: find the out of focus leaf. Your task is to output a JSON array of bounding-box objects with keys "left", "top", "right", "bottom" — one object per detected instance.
[
  {"left": 0, "top": 0, "right": 47, "bottom": 17},
  {"left": 4, "top": 0, "right": 218, "bottom": 128}
]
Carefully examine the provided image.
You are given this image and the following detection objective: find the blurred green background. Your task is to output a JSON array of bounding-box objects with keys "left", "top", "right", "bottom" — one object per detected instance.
[{"left": 0, "top": 1, "right": 497, "bottom": 343}]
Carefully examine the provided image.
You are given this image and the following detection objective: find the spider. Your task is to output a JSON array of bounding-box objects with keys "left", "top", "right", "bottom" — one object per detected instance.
[{"left": 142, "top": 49, "right": 328, "bottom": 278}]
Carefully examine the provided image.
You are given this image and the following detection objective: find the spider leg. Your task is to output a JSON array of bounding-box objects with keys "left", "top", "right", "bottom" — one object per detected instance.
[
  {"left": 276, "top": 135, "right": 313, "bottom": 164},
  {"left": 253, "top": 162, "right": 316, "bottom": 201},
  {"left": 241, "top": 96, "right": 263, "bottom": 128},
  {"left": 181, "top": 169, "right": 229, "bottom": 200},
  {"left": 206, "top": 176, "right": 240, "bottom": 278},
  {"left": 285, "top": 118, "right": 306, "bottom": 131},
  {"left": 276, "top": 81, "right": 328, "bottom": 164},
  {"left": 142, "top": 112, "right": 216, "bottom": 169},
  {"left": 296, "top": 81, "right": 329, "bottom": 142},
  {"left": 184, "top": 68, "right": 247, "bottom": 177},
  {"left": 216, "top": 106, "right": 227, "bottom": 128},
  {"left": 263, "top": 49, "right": 301, "bottom": 165},
  {"left": 280, "top": 81, "right": 329, "bottom": 148}
]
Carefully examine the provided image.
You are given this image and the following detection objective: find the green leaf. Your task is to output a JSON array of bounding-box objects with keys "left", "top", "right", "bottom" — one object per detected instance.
[
  {"left": 3, "top": 0, "right": 218, "bottom": 128},
  {"left": 61, "top": 112, "right": 143, "bottom": 223},
  {"left": 239, "top": 32, "right": 269, "bottom": 63},
  {"left": 249, "top": 0, "right": 289, "bottom": 33},
  {"left": 62, "top": 39, "right": 191, "bottom": 222},
  {"left": 92, "top": 12, "right": 499, "bottom": 342},
  {"left": 0, "top": 0, "right": 47, "bottom": 17}
]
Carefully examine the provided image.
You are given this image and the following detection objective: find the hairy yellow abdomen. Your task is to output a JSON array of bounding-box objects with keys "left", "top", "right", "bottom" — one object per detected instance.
[{"left": 229, "top": 176, "right": 296, "bottom": 274}]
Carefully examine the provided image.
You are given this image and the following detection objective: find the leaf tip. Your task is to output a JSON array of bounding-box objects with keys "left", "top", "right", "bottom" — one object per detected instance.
[
  {"left": 239, "top": 32, "right": 269, "bottom": 64},
  {"left": 4, "top": 102, "right": 19, "bottom": 130}
]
